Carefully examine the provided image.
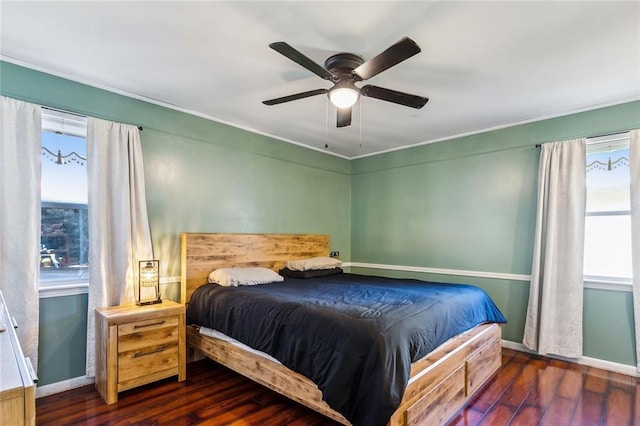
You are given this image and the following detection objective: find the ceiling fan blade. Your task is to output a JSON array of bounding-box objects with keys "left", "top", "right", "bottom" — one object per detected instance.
[
  {"left": 353, "top": 37, "right": 421, "bottom": 81},
  {"left": 337, "top": 107, "right": 352, "bottom": 127},
  {"left": 263, "top": 88, "right": 328, "bottom": 106},
  {"left": 269, "top": 42, "right": 335, "bottom": 80},
  {"left": 361, "top": 85, "right": 428, "bottom": 109}
]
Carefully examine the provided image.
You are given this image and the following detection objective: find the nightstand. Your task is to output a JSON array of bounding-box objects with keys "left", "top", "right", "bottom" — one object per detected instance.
[{"left": 95, "top": 300, "right": 186, "bottom": 404}]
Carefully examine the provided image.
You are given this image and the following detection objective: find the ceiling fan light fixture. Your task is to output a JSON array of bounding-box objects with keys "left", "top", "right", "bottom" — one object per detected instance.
[
  {"left": 329, "top": 86, "right": 360, "bottom": 108},
  {"left": 264, "top": 38, "right": 427, "bottom": 127}
]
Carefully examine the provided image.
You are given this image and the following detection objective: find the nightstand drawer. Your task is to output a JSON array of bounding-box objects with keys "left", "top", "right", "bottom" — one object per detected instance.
[
  {"left": 118, "top": 343, "right": 179, "bottom": 389},
  {"left": 118, "top": 319, "right": 179, "bottom": 353},
  {"left": 118, "top": 316, "right": 179, "bottom": 336}
]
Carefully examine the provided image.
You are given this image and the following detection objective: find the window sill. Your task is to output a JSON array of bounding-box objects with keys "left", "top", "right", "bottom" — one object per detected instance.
[
  {"left": 39, "top": 283, "right": 88, "bottom": 298},
  {"left": 584, "top": 276, "right": 632, "bottom": 292}
]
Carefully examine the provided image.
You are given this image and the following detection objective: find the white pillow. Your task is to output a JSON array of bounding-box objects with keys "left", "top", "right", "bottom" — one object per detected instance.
[
  {"left": 284, "top": 256, "right": 342, "bottom": 272},
  {"left": 208, "top": 267, "right": 284, "bottom": 287}
]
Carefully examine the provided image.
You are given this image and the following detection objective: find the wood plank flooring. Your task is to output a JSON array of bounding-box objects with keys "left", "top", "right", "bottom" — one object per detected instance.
[
  {"left": 448, "top": 349, "right": 640, "bottom": 426},
  {"left": 36, "top": 348, "right": 639, "bottom": 425}
]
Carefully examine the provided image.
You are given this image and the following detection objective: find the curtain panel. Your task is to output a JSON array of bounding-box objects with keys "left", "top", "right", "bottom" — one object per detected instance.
[
  {"left": 0, "top": 96, "right": 42, "bottom": 369},
  {"left": 630, "top": 130, "right": 640, "bottom": 371},
  {"left": 85, "top": 118, "right": 153, "bottom": 377},
  {"left": 523, "top": 139, "right": 586, "bottom": 359}
]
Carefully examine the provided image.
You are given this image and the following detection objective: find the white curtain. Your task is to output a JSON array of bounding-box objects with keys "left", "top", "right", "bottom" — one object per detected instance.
[
  {"left": 85, "top": 118, "right": 153, "bottom": 377},
  {"left": 523, "top": 139, "right": 586, "bottom": 358},
  {"left": 0, "top": 96, "right": 41, "bottom": 369},
  {"left": 630, "top": 130, "right": 640, "bottom": 371}
]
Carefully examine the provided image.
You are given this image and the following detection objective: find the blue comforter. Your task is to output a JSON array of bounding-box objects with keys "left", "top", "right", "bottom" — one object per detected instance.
[{"left": 186, "top": 273, "right": 506, "bottom": 425}]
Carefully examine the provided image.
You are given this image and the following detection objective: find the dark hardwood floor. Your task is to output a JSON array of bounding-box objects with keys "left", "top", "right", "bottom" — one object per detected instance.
[
  {"left": 37, "top": 349, "right": 639, "bottom": 425},
  {"left": 448, "top": 349, "right": 639, "bottom": 426}
]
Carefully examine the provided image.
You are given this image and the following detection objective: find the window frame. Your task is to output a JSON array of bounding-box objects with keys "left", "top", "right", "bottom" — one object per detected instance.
[
  {"left": 39, "top": 109, "right": 89, "bottom": 298},
  {"left": 583, "top": 133, "right": 632, "bottom": 292}
]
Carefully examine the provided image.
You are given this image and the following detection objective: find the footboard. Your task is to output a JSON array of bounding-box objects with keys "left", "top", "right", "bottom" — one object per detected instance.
[
  {"left": 187, "top": 323, "right": 501, "bottom": 426},
  {"left": 390, "top": 322, "right": 501, "bottom": 425}
]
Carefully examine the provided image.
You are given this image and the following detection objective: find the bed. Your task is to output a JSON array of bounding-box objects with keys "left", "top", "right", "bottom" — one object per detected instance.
[{"left": 181, "top": 233, "right": 505, "bottom": 426}]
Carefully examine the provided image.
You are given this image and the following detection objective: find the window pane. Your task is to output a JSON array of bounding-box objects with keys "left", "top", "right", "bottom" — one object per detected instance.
[
  {"left": 40, "top": 129, "right": 89, "bottom": 287},
  {"left": 585, "top": 146, "right": 630, "bottom": 212},
  {"left": 40, "top": 205, "right": 89, "bottom": 287},
  {"left": 583, "top": 215, "right": 632, "bottom": 279},
  {"left": 41, "top": 130, "right": 87, "bottom": 204}
]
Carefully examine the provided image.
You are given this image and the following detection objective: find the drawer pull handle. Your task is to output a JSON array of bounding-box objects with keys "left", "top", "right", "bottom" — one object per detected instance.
[
  {"left": 133, "top": 345, "right": 166, "bottom": 358},
  {"left": 133, "top": 320, "right": 166, "bottom": 329},
  {"left": 25, "top": 357, "right": 38, "bottom": 383}
]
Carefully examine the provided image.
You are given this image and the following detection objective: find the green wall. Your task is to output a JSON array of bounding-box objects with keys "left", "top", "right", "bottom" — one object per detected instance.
[
  {"left": 2, "top": 59, "right": 639, "bottom": 387},
  {"left": 1, "top": 61, "right": 350, "bottom": 386},
  {"left": 352, "top": 146, "right": 538, "bottom": 274},
  {"left": 143, "top": 128, "right": 351, "bottom": 279},
  {"left": 584, "top": 288, "right": 635, "bottom": 365},
  {"left": 351, "top": 100, "right": 640, "bottom": 366},
  {"left": 38, "top": 295, "right": 88, "bottom": 385}
]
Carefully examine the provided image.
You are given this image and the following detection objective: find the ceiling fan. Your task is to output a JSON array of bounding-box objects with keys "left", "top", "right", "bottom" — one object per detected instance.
[{"left": 262, "top": 37, "right": 429, "bottom": 128}]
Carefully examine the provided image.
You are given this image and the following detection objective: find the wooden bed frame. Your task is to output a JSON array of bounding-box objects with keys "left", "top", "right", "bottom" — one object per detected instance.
[{"left": 181, "top": 233, "right": 502, "bottom": 426}]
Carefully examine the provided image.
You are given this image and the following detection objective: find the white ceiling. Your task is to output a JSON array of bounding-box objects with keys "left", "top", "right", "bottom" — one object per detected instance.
[{"left": 1, "top": 1, "right": 639, "bottom": 158}]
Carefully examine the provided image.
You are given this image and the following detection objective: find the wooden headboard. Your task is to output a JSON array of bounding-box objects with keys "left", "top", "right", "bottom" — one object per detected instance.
[{"left": 180, "top": 233, "right": 329, "bottom": 304}]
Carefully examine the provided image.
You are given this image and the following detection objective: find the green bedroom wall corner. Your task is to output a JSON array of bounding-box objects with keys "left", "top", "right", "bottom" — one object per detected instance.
[{"left": 38, "top": 294, "right": 88, "bottom": 387}]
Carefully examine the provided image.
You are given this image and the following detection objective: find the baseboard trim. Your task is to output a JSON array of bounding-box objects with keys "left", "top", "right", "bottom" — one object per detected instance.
[
  {"left": 502, "top": 339, "right": 638, "bottom": 377},
  {"left": 36, "top": 375, "right": 94, "bottom": 399}
]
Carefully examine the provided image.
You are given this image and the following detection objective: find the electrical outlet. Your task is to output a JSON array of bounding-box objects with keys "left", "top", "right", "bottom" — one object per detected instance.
[{"left": 330, "top": 251, "right": 340, "bottom": 258}]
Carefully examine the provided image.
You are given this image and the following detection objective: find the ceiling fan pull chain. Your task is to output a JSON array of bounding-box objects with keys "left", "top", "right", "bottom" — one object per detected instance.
[
  {"left": 359, "top": 96, "right": 363, "bottom": 148},
  {"left": 324, "top": 97, "right": 329, "bottom": 149}
]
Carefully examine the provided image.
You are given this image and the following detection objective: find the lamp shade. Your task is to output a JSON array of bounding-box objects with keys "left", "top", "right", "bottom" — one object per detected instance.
[{"left": 137, "top": 260, "right": 161, "bottom": 305}]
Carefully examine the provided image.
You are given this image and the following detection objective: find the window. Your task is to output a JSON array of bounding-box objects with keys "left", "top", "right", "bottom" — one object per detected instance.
[
  {"left": 39, "top": 109, "right": 89, "bottom": 290},
  {"left": 584, "top": 133, "right": 632, "bottom": 284}
]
